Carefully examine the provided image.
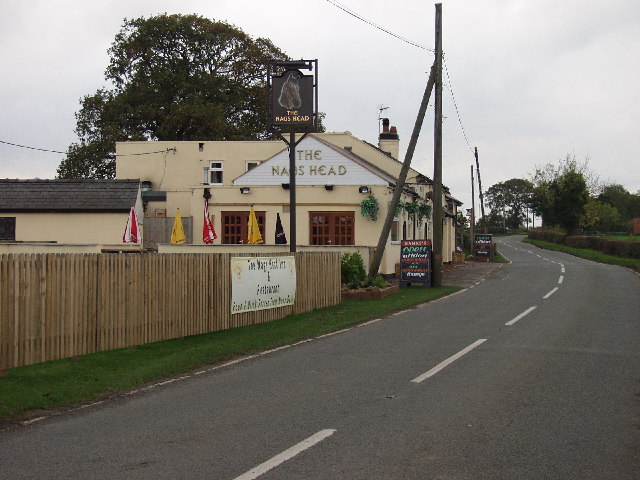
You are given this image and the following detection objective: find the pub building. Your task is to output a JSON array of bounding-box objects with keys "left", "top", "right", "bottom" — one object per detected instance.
[{"left": 115, "top": 120, "right": 461, "bottom": 275}]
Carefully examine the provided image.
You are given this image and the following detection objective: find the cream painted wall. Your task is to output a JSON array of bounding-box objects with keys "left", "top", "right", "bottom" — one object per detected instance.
[
  {"left": 116, "top": 132, "right": 458, "bottom": 273},
  {"left": 11, "top": 212, "right": 131, "bottom": 244}
]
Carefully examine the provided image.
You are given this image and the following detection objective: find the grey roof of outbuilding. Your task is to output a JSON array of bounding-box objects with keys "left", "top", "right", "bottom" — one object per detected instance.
[{"left": 0, "top": 179, "right": 140, "bottom": 212}]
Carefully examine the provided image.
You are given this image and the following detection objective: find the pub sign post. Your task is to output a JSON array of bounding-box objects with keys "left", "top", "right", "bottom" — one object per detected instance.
[{"left": 267, "top": 60, "right": 318, "bottom": 253}]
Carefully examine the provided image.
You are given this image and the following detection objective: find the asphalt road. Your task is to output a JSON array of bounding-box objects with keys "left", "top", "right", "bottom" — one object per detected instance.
[{"left": 1, "top": 236, "right": 639, "bottom": 479}]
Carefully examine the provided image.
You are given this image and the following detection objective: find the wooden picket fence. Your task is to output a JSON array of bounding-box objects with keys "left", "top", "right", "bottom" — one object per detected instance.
[{"left": 0, "top": 251, "right": 341, "bottom": 373}]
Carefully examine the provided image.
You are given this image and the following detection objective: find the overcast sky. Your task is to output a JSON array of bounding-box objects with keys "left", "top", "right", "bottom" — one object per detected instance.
[{"left": 1, "top": 0, "right": 639, "bottom": 209}]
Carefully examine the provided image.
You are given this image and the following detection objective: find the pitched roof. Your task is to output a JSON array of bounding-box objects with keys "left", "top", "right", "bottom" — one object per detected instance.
[{"left": 0, "top": 179, "right": 140, "bottom": 213}]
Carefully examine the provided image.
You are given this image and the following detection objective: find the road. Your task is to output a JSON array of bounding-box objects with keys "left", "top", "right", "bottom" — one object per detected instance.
[{"left": 1, "top": 236, "right": 638, "bottom": 479}]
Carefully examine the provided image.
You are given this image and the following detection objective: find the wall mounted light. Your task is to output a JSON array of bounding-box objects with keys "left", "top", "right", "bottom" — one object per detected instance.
[
  {"left": 281, "top": 183, "right": 290, "bottom": 190},
  {"left": 358, "top": 186, "right": 370, "bottom": 194},
  {"left": 239, "top": 187, "right": 251, "bottom": 194},
  {"left": 324, "top": 185, "right": 334, "bottom": 191}
]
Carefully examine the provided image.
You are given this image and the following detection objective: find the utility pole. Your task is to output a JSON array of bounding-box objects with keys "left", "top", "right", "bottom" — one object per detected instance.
[
  {"left": 474, "top": 147, "right": 487, "bottom": 233},
  {"left": 367, "top": 66, "right": 436, "bottom": 283},
  {"left": 432, "top": 2, "right": 444, "bottom": 287},
  {"left": 470, "top": 165, "right": 475, "bottom": 253}
]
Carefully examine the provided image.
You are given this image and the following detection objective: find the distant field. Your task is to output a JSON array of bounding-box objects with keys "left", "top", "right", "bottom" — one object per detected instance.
[{"left": 604, "top": 235, "right": 639, "bottom": 242}]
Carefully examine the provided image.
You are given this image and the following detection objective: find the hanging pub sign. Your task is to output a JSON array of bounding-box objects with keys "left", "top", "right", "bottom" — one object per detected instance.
[
  {"left": 270, "top": 68, "right": 315, "bottom": 128},
  {"left": 473, "top": 233, "right": 493, "bottom": 259},
  {"left": 400, "top": 239, "right": 432, "bottom": 288}
]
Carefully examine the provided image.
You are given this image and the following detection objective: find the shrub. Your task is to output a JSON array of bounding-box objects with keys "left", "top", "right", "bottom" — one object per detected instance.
[{"left": 341, "top": 251, "right": 366, "bottom": 288}]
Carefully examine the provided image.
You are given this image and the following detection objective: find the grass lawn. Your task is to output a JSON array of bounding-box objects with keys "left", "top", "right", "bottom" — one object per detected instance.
[
  {"left": 603, "top": 235, "right": 640, "bottom": 242},
  {"left": 0, "top": 284, "right": 461, "bottom": 423},
  {"left": 523, "top": 238, "right": 640, "bottom": 271}
]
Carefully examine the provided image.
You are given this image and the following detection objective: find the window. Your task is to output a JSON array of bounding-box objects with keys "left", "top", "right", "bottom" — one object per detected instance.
[
  {"left": 246, "top": 161, "right": 261, "bottom": 172},
  {"left": 391, "top": 217, "right": 399, "bottom": 242},
  {"left": 309, "top": 212, "right": 354, "bottom": 245},
  {"left": 0, "top": 217, "right": 16, "bottom": 242},
  {"left": 221, "top": 211, "right": 265, "bottom": 244},
  {"left": 209, "top": 161, "right": 223, "bottom": 184}
]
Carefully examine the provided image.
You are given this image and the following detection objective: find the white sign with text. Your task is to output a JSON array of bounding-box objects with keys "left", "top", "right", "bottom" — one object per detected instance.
[{"left": 231, "top": 256, "right": 297, "bottom": 314}]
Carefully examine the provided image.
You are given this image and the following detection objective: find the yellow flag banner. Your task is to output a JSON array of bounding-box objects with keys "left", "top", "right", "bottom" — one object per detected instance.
[
  {"left": 170, "top": 209, "right": 186, "bottom": 244},
  {"left": 247, "top": 207, "right": 264, "bottom": 244}
]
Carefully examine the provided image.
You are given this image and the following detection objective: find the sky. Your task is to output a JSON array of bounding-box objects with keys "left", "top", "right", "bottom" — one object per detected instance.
[{"left": 1, "top": 0, "right": 639, "bottom": 211}]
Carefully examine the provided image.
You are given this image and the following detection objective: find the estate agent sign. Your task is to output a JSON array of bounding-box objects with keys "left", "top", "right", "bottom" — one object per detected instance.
[
  {"left": 400, "top": 239, "right": 432, "bottom": 287},
  {"left": 231, "top": 256, "right": 297, "bottom": 314}
]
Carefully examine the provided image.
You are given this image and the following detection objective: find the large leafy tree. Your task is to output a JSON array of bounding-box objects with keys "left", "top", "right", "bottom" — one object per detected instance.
[
  {"left": 58, "top": 14, "right": 290, "bottom": 179},
  {"left": 530, "top": 155, "right": 591, "bottom": 234},
  {"left": 485, "top": 178, "right": 534, "bottom": 231}
]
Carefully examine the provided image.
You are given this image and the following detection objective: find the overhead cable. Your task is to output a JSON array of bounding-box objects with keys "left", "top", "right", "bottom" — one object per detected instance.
[
  {"left": 0, "top": 139, "right": 176, "bottom": 157},
  {"left": 325, "top": 0, "right": 435, "bottom": 53}
]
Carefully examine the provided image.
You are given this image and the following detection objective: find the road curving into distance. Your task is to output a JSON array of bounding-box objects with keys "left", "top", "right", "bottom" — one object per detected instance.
[{"left": 1, "top": 235, "right": 638, "bottom": 479}]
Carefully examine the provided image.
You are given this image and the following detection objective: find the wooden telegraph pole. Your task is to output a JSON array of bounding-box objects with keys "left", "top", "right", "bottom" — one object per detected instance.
[
  {"left": 432, "top": 3, "right": 444, "bottom": 287},
  {"left": 475, "top": 147, "right": 487, "bottom": 233},
  {"left": 470, "top": 165, "right": 475, "bottom": 253}
]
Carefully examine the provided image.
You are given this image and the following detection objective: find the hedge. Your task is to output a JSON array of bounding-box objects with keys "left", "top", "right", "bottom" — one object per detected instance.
[{"left": 527, "top": 230, "right": 640, "bottom": 259}]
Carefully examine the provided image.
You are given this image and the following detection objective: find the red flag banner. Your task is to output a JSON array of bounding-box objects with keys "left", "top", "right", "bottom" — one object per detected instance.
[
  {"left": 203, "top": 199, "right": 217, "bottom": 243},
  {"left": 123, "top": 206, "right": 140, "bottom": 243}
]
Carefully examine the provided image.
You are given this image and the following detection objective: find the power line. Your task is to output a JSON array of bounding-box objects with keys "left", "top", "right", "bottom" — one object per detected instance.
[
  {"left": 0, "top": 139, "right": 176, "bottom": 157},
  {"left": 442, "top": 55, "right": 474, "bottom": 154},
  {"left": 326, "top": 0, "right": 435, "bottom": 53},
  {"left": 0, "top": 139, "right": 65, "bottom": 154}
]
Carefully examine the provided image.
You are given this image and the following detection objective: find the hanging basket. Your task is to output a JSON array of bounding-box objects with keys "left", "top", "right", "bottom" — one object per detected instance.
[{"left": 360, "top": 195, "right": 379, "bottom": 221}]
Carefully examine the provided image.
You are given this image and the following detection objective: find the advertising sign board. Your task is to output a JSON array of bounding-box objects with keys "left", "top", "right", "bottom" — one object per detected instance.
[
  {"left": 473, "top": 233, "right": 493, "bottom": 259},
  {"left": 400, "top": 239, "right": 432, "bottom": 287},
  {"left": 231, "top": 256, "right": 297, "bottom": 314}
]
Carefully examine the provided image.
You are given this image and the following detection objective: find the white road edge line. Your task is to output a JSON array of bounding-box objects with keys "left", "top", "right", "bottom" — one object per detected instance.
[
  {"left": 233, "top": 429, "right": 336, "bottom": 480},
  {"left": 558, "top": 276, "right": 564, "bottom": 284},
  {"left": 411, "top": 339, "right": 487, "bottom": 384},
  {"left": 505, "top": 306, "right": 537, "bottom": 326},
  {"left": 543, "top": 287, "right": 559, "bottom": 299}
]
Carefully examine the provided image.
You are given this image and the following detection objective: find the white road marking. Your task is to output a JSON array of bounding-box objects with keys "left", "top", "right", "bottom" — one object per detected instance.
[
  {"left": 558, "top": 276, "right": 564, "bottom": 284},
  {"left": 505, "top": 306, "right": 537, "bottom": 326},
  {"left": 543, "top": 287, "right": 559, "bottom": 299},
  {"left": 560, "top": 264, "right": 565, "bottom": 273},
  {"left": 411, "top": 339, "right": 487, "bottom": 383},
  {"left": 233, "top": 429, "right": 336, "bottom": 480}
]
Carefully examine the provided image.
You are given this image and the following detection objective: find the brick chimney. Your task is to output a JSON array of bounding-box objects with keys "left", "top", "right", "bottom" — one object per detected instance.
[{"left": 379, "top": 118, "right": 399, "bottom": 159}]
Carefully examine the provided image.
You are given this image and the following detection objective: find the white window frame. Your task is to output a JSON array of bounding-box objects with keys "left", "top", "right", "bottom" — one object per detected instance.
[{"left": 208, "top": 161, "right": 224, "bottom": 185}]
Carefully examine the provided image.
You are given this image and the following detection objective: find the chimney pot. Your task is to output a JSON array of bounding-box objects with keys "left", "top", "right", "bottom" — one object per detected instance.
[
  {"left": 390, "top": 126, "right": 397, "bottom": 134},
  {"left": 382, "top": 117, "right": 390, "bottom": 133}
]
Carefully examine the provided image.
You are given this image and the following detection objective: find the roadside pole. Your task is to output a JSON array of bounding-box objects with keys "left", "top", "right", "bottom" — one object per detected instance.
[{"left": 432, "top": 2, "right": 444, "bottom": 287}]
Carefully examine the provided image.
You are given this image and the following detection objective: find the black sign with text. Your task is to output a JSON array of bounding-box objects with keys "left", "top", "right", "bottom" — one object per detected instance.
[
  {"left": 271, "top": 69, "right": 314, "bottom": 127},
  {"left": 473, "top": 233, "right": 493, "bottom": 258},
  {"left": 400, "top": 239, "right": 432, "bottom": 287}
]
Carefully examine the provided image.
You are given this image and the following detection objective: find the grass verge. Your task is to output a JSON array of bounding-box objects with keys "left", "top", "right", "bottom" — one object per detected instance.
[
  {"left": 523, "top": 238, "right": 640, "bottom": 271},
  {"left": 0, "top": 285, "right": 460, "bottom": 423}
]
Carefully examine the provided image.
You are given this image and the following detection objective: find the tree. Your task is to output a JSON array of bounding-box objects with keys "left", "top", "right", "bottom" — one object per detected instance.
[
  {"left": 485, "top": 178, "right": 534, "bottom": 231},
  {"left": 58, "top": 14, "right": 291, "bottom": 179},
  {"left": 531, "top": 155, "right": 590, "bottom": 234}
]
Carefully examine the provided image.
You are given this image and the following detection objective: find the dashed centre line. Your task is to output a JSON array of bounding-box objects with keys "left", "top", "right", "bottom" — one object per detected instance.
[
  {"left": 543, "top": 287, "right": 559, "bottom": 299},
  {"left": 233, "top": 429, "right": 336, "bottom": 480},
  {"left": 411, "top": 339, "right": 487, "bottom": 383},
  {"left": 505, "top": 306, "right": 537, "bottom": 326}
]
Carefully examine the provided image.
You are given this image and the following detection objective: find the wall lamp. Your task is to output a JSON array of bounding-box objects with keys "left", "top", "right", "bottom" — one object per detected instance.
[
  {"left": 281, "top": 183, "right": 290, "bottom": 190},
  {"left": 358, "top": 186, "right": 370, "bottom": 194},
  {"left": 324, "top": 185, "right": 334, "bottom": 191},
  {"left": 239, "top": 187, "right": 251, "bottom": 194}
]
